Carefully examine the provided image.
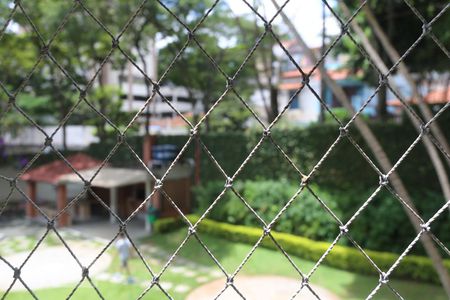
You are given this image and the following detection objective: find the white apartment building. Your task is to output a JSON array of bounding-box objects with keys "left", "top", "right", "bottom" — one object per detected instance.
[{"left": 107, "top": 38, "right": 202, "bottom": 135}]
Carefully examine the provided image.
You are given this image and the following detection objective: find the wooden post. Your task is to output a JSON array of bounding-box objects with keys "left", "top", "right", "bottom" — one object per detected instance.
[
  {"left": 56, "top": 184, "right": 70, "bottom": 227},
  {"left": 150, "top": 179, "right": 162, "bottom": 218},
  {"left": 194, "top": 138, "right": 201, "bottom": 185},
  {"left": 152, "top": 188, "right": 161, "bottom": 211},
  {"left": 110, "top": 187, "right": 118, "bottom": 224},
  {"left": 26, "top": 181, "right": 38, "bottom": 219},
  {"left": 185, "top": 177, "right": 191, "bottom": 213}
]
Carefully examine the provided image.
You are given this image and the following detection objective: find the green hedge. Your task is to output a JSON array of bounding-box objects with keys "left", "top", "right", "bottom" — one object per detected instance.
[
  {"left": 154, "top": 215, "right": 450, "bottom": 284},
  {"left": 192, "top": 180, "right": 450, "bottom": 255},
  {"left": 10, "top": 105, "right": 448, "bottom": 191},
  {"left": 193, "top": 180, "right": 340, "bottom": 242},
  {"left": 153, "top": 216, "right": 184, "bottom": 233},
  {"left": 86, "top": 115, "right": 450, "bottom": 192}
]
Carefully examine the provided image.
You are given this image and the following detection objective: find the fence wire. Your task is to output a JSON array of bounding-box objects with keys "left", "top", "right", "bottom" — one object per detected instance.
[{"left": 0, "top": 0, "right": 449, "bottom": 299}]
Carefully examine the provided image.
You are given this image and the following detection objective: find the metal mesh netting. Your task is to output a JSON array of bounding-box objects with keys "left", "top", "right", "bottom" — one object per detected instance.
[{"left": 0, "top": 0, "right": 449, "bottom": 299}]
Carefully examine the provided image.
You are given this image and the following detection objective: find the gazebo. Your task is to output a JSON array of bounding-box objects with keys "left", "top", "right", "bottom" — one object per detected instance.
[
  {"left": 21, "top": 153, "right": 193, "bottom": 228},
  {"left": 20, "top": 153, "right": 103, "bottom": 226},
  {"left": 57, "top": 167, "right": 151, "bottom": 225},
  {"left": 57, "top": 163, "right": 193, "bottom": 226}
]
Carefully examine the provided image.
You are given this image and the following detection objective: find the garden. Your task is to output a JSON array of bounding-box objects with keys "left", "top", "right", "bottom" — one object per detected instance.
[
  {"left": 3, "top": 117, "right": 450, "bottom": 299},
  {"left": 1, "top": 0, "right": 450, "bottom": 298}
]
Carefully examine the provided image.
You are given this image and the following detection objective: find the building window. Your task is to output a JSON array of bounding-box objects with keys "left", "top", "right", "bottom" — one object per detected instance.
[
  {"left": 289, "top": 90, "right": 300, "bottom": 109},
  {"left": 327, "top": 84, "right": 360, "bottom": 108},
  {"left": 128, "top": 95, "right": 173, "bottom": 102},
  {"left": 134, "top": 95, "right": 148, "bottom": 101},
  {"left": 161, "top": 112, "right": 173, "bottom": 118},
  {"left": 177, "top": 97, "right": 192, "bottom": 103}
]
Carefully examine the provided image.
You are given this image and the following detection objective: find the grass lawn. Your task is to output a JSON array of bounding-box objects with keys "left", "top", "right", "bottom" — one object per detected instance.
[{"left": 4, "top": 229, "right": 447, "bottom": 300}]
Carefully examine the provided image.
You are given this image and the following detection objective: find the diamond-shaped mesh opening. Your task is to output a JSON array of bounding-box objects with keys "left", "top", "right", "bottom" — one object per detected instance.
[
  {"left": 161, "top": 232, "right": 231, "bottom": 290},
  {"left": 1, "top": 0, "right": 450, "bottom": 299},
  {"left": 15, "top": 66, "right": 82, "bottom": 134},
  {"left": 0, "top": 36, "right": 38, "bottom": 91},
  {"left": 311, "top": 135, "right": 379, "bottom": 189},
  {"left": 347, "top": 188, "right": 418, "bottom": 254}
]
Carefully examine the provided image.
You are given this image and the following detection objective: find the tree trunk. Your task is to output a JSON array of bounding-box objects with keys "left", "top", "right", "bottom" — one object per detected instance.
[
  {"left": 135, "top": 36, "right": 154, "bottom": 136},
  {"left": 138, "top": 51, "right": 151, "bottom": 135},
  {"left": 269, "top": 87, "right": 279, "bottom": 123},
  {"left": 127, "top": 61, "right": 134, "bottom": 112},
  {"left": 363, "top": 4, "right": 450, "bottom": 169},
  {"left": 51, "top": 67, "right": 68, "bottom": 151},
  {"left": 203, "top": 99, "right": 211, "bottom": 132},
  {"left": 319, "top": 1, "right": 326, "bottom": 123},
  {"left": 377, "top": 84, "right": 387, "bottom": 119},
  {"left": 194, "top": 137, "right": 201, "bottom": 185},
  {"left": 234, "top": 14, "right": 272, "bottom": 122},
  {"left": 272, "top": 1, "right": 450, "bottom": 296}
]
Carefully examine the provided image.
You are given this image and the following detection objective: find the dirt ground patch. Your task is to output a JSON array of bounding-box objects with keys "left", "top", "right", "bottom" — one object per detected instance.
[{"left": 187, "top": 275, "right": 340, "bottom": 300}]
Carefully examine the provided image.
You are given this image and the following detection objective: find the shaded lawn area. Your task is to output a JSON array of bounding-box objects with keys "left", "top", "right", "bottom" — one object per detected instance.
[{"left": 5, "top": 229, "right": 447, "bottom": 300}]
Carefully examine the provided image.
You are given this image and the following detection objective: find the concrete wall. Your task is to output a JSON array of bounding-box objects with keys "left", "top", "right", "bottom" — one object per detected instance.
[{"left": 4, "top": 125, "right": 98, "bottom": 153}]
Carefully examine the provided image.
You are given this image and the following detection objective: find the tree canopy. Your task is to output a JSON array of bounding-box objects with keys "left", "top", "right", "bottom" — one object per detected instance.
[
  {"left": 340, "top": 0, "right": 450, "bottom": 74},
  {"left": 0, "top": 0, "right": 260, "bottom": 137}
]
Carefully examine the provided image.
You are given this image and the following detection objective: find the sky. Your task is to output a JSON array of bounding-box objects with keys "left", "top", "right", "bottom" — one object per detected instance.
[{"left": 227, "top": 0, "right": 340, "bottom": 47}]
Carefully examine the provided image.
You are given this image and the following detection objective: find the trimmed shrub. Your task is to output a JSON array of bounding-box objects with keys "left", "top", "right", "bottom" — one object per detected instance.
[
  {"left": 193, "top": 181, "right": 450, "bottom": 255},
  {"left": 154, "top": 215, "right": 450, "bottom": 284},
  {"left": 332, "top": 188, "right": 450, "bottom": 254},
  {"left": 193, "top": 180, "right": 340, "bottom": 241},
  {"left": 87, "top": 117, "right": 450, "bottom": 192},
  {"left": 153, "top": 216, "right": 184, "bottom": 233}
]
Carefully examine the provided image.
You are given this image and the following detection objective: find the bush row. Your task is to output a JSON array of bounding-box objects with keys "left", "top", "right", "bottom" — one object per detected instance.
[
  {"left": 86, "top": 114, "right": 450, "bottom": 192},
  {"left": 9, "top": 106, "right": 449, "bottom": 192},
  {"left": 193, "top": 179, "right": 339, "bottom": 242},
  {"left": 192, "top": 180, "right": 450, "bottom": 255},
  {"left": 154, "top": 215, "right": 450, "bottom": 284}
]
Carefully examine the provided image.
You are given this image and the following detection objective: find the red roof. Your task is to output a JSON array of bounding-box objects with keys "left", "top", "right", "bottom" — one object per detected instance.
[
  {"left": 21, "top": 153, "right": 103, "bottom": 184},
  {"left": 279, "top": 69, "right": 354, "bottom": 91},
  {"left": 149, "top": 112, "right": 194, "bottom": 129},
  {"left": 387, "top": 87, "right": 450, "bottom": 107},
  {"left": 279, "top": 82, "right": 305, "bottom": 90}
]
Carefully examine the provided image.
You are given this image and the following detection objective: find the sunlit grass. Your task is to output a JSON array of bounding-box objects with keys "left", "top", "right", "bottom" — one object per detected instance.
[{"left": 4, "top": 229, "right": 447, "bottom": 300}]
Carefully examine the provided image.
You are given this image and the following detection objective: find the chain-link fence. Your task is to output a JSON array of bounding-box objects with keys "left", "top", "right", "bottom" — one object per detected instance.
[{"left": 0, "top": 0, "right": 449, "bottom": 299}]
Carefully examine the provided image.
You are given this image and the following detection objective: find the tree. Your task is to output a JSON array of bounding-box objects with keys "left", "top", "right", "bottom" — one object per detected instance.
[
  {"left": 271, "top": 0, "right": 450, "bottom": 296},
  {"left": 158, "top": 0, "right": 255, "bottom": 132},
  {"left": 0, "top": 94, "right": 51, "bottom": 137},
  {"left": 340, "top": 0, "right": 450, "bottom": 119},
  {"left": 0, "top": 33, "right": 37, "bottom": 89},
  {"left": 339, "top": 0, "right": 450, "bottom": 210},
  {"left": 0, "top": 31, "right": 40, "bottom": 135},
  {"left": 360, "top": 3, "right": 450, "bottom": 169},
  {"left": 207, "top": 99, "right": 252, "bottom": 132},
  {"left": 0, "top": 0, "right": 155, "bottom": 145},
  {"left": 234, "top": 7, "right": 283, "bottom": 124},
  {"left": 79, "top": 85, "right": 133, "bottom": 139}
]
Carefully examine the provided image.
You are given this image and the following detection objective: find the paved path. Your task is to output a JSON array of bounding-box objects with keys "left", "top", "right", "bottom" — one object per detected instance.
[
  {"left": 0, "top": 242, "right": 111, "bottom": 291},
  {"left": 187, "top": 276, "right": 340, "bottom": 300},
  {"left": 1, "top": 224, "right": 340, "bottom": 299}
]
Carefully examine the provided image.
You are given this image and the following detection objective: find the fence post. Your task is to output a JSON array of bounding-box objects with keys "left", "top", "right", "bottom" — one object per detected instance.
[
  {"left": 56, "top": 183, "right": 70, "bottom": 227},
  {"left": 26, "top": 181, "right": 38, "bottom": 220}
]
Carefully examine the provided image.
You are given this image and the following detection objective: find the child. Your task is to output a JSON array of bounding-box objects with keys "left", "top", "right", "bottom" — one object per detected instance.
[{"left": 115, "top": 232, "right": 134, "bottom": 284}]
